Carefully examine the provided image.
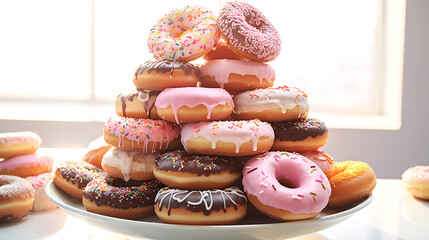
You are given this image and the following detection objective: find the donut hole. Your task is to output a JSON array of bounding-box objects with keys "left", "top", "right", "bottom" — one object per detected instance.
[{"left": 277, "top": 177, "right": 297, "bottom": 189}]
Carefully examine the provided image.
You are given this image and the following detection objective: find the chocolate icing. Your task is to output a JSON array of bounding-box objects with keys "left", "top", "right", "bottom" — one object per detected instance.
[
  {"left": 134, "top": 60, "right": 200, "bottom": 78},
  {"left": 155, "top": 187, "right": 247, "bottom": 216},
  {"left": 271, "top": 118, "right": 328, "bottom": 141},
  {"left": 117, "top": 90, "right": 160, "bottom": 117},
  {"left": 155, "top": 150, "right": 243, "bottom": 176},
  {"left": 57, "top": 161, "right": 104, "bottom": 189}
]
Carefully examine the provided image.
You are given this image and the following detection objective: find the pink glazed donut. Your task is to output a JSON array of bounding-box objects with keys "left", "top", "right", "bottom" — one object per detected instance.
[
  {"left": 0, "top": 153, "right": 53, "bottom": 177},
  {"left": 299, "top": 150, "right": 336, "bottom": 175},
  {"left": 242, "top": 151, "right": 331, "bottom": 221}
]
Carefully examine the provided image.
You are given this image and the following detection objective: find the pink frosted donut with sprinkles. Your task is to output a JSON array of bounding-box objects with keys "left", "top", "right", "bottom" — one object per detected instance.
[
  {"left": 103, "top": 117, "right": 180, "bottom": 153},
  {"left": 299, "top": 150, "right": 335, "bottom": 175},
  {"left": 242, "top": 151, "right": 331, "bottom": 221},
  {"left": 218, "top": 1, "right": 281, "bottom": 62},
  {"left": 148, "top": 5, "right": 219, "bottom": 62}
]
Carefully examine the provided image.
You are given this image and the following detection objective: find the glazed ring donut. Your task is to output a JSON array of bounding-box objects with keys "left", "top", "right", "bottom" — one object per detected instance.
[
  {"left": 218, "top": 1, "right": 281, "bottom": 62},
  {"left": 82, "top": 136, "right": 112, "bottom": 169},
  {"left": 242, "top": 151, "right": 332, "bottom": 221},
  {"left": 0, "top": 131, "right": 41, "bottom": 158},
  {"left": 402, "top": 165, "right": 429, "bottom": 200},
  {"left": 327, "top": 161, "right": 376, "bottom": 208},
  {"left": 203, "top": 39, "right": 246, "bottom": 61},
  {"left": 103, "top": 117, "right": 181, "bottom": 153},
  {"left": 299, "top": 150, "right": 335, "bottom": 175},
  {"left": 53, "top": 160, "right": 104, "bottom": 199},
  {"left": 148, "top": 5, "right": 219, "bottom": 62},
  {"left": 271, "top": 118, "right": 328, "bottom": 152},
  {"left": 133, "top": 60, "right": 200, "bottom": 91},
  {"left": 233, "top": 86, "right": 309, "bottom": 122},
  {"left": 154, "top": 186, "right": 247, "bottom": 225},
  {"left": 199, "top": 59, "right": 275, "bottom": 93},
  {"left": 180, "top": 120, "right": 275, "bottom": 156},
  {"left": 0, "top": 153, "right": 53, "bottom": 177},
  {"left": 0, "top": 175, "right": 35, "bottom": 223},
  {"left": 101, "top": 147, "right": 156, "bottom": 182},
  {"left": 25, "top": 172, "right": 58, "bottom": 211},
  {"left": 153, "top": 150, "right": 243, "bottom": 190},
  {"left": 155, "top": 87, "right": 234, "bottom": 124},
  {"left": 83, "top": 177, "right": 164, "bottom": 219},
  {"left": 115, "top": 90, "right": 160, "bottom": 119}
]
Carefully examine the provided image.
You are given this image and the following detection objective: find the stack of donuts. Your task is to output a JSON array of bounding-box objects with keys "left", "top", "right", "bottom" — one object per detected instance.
[{"left": 0, "top": 131, "right": 57, "bottom": 224}]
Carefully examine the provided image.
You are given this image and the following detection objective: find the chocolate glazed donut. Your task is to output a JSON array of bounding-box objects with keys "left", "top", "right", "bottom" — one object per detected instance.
[
  {"left": 135, "top": 60, "right": 200, "bottom": 78},
  {"left": 115, "top": 90, "right": 160, "bottom": 119}
]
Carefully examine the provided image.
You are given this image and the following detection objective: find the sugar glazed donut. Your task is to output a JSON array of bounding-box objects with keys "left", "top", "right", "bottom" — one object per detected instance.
[
  {"left": 299, "top": 150, "right": 335, "bottom": 175},
  {"left": 233, "top": 86, "right": 309, "bottom": 122},
  {"left": 153, "top": 150, "right": 243, "bottom": 190},
  {"left": 271, "top": 118, "right": 328, "bottom": 152},
  {"left": 133, "top": 60, "right": 200, "bottom": 91},
  {"left": 402, "top": 165, "right": 429, "bottom": 200},
  {"left": 103, "top": 117, "right": 180, "bottom": 153},
  {"left": 26, "top": 172, "right": 58, "bottom": 211},
  {"left": 0, "top": 153, "right": 54, "bottom": 177},
  {"left": 83, "top": 177, "right": 163, "bottom": 219},
  {"left": 154, "top": 186, "right": 247, "bottom": 225},
  {"left": 327, "top": 161, "right": 376, "bottom": 208},
  {"left": 115, "top": 90, "right": 160, "bottom": 119},
  {"left": 242, "top": 151, "right": 331, "bottom": 221},
  {"left": 203, "top": 39, "right": 246, "bottom": 61},
  {"left": 54, "top": 160, "right": 104, "bottom": 199},
  {"left": 0, "top": 131, "right": 41, "bottom": 158},
  {"left": 148, "top": 5, "right": 219, "bottom": 62},
  {"left": 155, "top": 87, "right": 234, "bottom": 124},
  {"left": 181, "top": 120, "right": 275, "bottom": 156},
  {"left": 199, "top": 59, "right": 275, "bottom": 93},
  {"left": 218, "top": 1, "right": 281, "bottom": 62},
  {"left": 0, "top": 175, "right": 35, "bottom": 223},
  {"left": 101, "top": 147, "right": 156, "bottom": 182}
]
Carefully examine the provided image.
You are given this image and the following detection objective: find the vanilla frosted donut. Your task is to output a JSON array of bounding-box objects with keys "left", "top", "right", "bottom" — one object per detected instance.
[
  {"left": 148, "top": 6, "right": 219, "bottom": 62},
  {"left": 115, "top": 90, "right": 160, "bottom": 119},
  {"left": 299, "top": 150, "right": 335, "bottom": 175},
  {"left": 101, "top": 147, "right": 156, "bottom": 182},
  {"left": 233, "top": 86, "right": 309, "bottom": 122},
  {"left": 242, "top": 151, "right": 331, "bottom": 221},
  {"left": 0, "top": 131, "right": 41, "bottom": 158},
  {"left": 199, "top": 59, "right": 275, "bottom": 92},
  {"left": 103, "top": 117, "right": 180, "bottom": 153},
  {"left": 0, "top": 175, "right": 35, "bottom": 223},
  {"left": 0, "top": 153, "right": 53, "bottom": 177},
  {"left": 155, "top": 87, "right": 234, "bottom": 124},
  {"left": 181, "top": 120, "right": 274, "bottom": 156},
  {"left": 26, "top": 172, "right": 58, "bottom": 211},
  {"left": 402, "top": 165, "right": 429, "bottom": 200}
]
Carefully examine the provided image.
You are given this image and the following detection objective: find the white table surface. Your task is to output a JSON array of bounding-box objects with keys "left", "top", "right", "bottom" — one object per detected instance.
[{"left": 0, "top": 148, "right": 428, "bottom": 240}]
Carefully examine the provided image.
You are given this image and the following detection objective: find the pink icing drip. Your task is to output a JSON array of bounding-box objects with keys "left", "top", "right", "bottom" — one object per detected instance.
[{"left": 0, "top": 153, "right": 53, "bottom": 171}]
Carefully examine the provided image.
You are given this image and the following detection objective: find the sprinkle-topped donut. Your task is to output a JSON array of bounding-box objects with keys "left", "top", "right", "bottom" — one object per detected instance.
[
  {"left": 148, "top": 6, "right": 219, "bottom": 62},
  {"left": 218, "top": 1, "right": 281, "bottom": 62},
  {"left": 299, "top": 150, "right": 335, "bottom": 175}
]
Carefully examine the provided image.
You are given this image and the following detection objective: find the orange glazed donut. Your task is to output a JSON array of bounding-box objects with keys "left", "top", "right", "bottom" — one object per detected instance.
[
  {"left": 327, "top": 161, "right": 376, "bottom": 208},
  {"left": 0, "top": 175, "right": 35, "bottom": 223},
  {"left": 103, "top": 117, "right": 181, "bottom": 153},
  {"left": 402, "top": 165, "right": 429, "bottom": 200},
  {"left": 203, "top": 39, "right": 246, "bottom": 61},
  {"left": 0, "top": 153, "right": 53, "bottom": 177},
  {"left": 154, "top": 187, "right": 247, "bottom": 225},
  {"left": 82, "top": 136, "right": 112, "bottom": 169},
  {"left": 0, "top": 131, "right": 41, "bottom": 158},
  {"left": 299, "top": 150, "right": 335, "bottom": 175},
  {"left": 133, "top": 60, "right": 199, "bottom": 91},
  {"left": 233, "top": 86, "right": 309, "bottom": 122},
  {"left": 153, "top": 150, "right": 243, "bottom": 190},
  {"left": 101, "top": 147, "right": 156, "bottom": 182},
  {"left": 115, "top": 90, "right": 160, "bottom": 119},
  {"left": 271, "top": 118, "right": 328, "bottom": 152},
  {"left": 155, "top": 87, "right": 234, "bottom": 124}
]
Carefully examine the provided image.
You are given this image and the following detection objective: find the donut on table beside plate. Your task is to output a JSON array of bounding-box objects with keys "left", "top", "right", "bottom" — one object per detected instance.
[
  {"left": 0, "top": 131, "right": 41, "bottom": 158},
  {"left": 148, "top": 5, "right": 219, "bottom": 62},
  {"left": 203, "top": 39, "right": 246, "bottom": 61},
  {"left": 83, "top": 177, "right": 164, "bottom": 220},
  {"left": 298, "top": 150, "right": 335, "bottom": 175},
  {"left": 54, "top": 160, "right": 104, "bottom": 199},
  {"left": 217, "top": 1, "right": 281, "bottom": 62},
  {"left": 401, "top": 165, "right": 429, "bottom": 200},
  {"left": 0, "top": 153, "right": 54, "bottom": 177},
  {"left": 154, "top": 186, "right": 247, "bottom": 225},
  {"left": 0, "top": 175, "right": 35, "bottom": 223},
  {"left": 199, "top": 59, "right": 275, "bottom": 93},
  {"left": 233, "top": 86, "right": 309, "bottom": 122},
  {"left": 101, "top": 147, "right": 156, "bottom": 182},
  {"left": 153, "top": 150, "right": 243, "bottom": 190},
  {"left": 115, "top": 90, "right": 160, "bottom": 119},
  {"left": 181, "top": 119, "right": 275, "bottom": 156},
  {"left": 271, "top": 118, "right": 328, "bottom": 152},
  {"left": 26, "top": 172, "right": 58, "bottom": 211},
  {"left": 133, "top": 60, "right": 200, "bottom": 91},
  {"left": 155, "top": 87, "right": 234, "bottom": 124},
  {"left": 327, "top": 161, "right": 376, "bottom": 208},
  {"left": 103, "top": 117, "right": 181, "bottom": 153},
  {"left": 82, "top": 136, "right": 112, "bottom": 169},
  {"left": 242, "top": 151, "right": 331, "bottom": 221}
]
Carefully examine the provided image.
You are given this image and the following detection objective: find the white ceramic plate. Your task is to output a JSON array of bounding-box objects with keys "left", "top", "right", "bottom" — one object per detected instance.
[{"left": 46, "top": 181, "right": 372, "bottom": 240}]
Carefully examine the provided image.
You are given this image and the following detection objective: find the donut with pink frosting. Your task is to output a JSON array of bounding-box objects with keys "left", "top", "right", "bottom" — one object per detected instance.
[
  {"left": 218, "top": 1, "right": 281, "bottom": 62},
  {"left": 0, "top": 131, "right": 41, "bottom": 158},
  {"left": 0, "top": 153, "right": 53, "bottom": 177},
  {"left": 26, "top": 172, "right": 58, "bottom": 211},
  {"left": 181, "top": 119, "right": 274, "bottom": 156},
  {"left": 155, "top": 87, "right": 234, "bottom": 124},
  {"left": 299, "top": 150, "right": 335, "bottom": 175},
  {"left": 402, "top": 165, "right": 429, "bottom": 200},
  {"left": 242, "top": 151, "right": 331, "bottom": 221}
]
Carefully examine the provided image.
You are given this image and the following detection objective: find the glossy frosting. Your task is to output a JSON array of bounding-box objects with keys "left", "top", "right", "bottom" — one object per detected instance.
[
  {"left": 0, "top": 153, "right": 53, "bottom": 171},
  {"left": 299, "top": 150, "right": 335, "bottom": 174},
  {"left": 116, "top": 90, "right": 160, "bottom": 117},
  {"left": 56, "top": 160, "right": 103, "bottom": 189},
  {"left": 402, "top": 166, "right": 429, "bottom": 183},
  {"left": 271, "top": 118, "right": 327, "bottom": 141},
  {"left": 242, "top": 151, "right": 331, "bottom": 214},
  {"left": 134, "top": 60, "right": 200, "bottom": 78}
]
